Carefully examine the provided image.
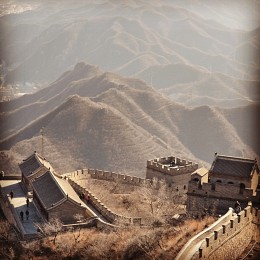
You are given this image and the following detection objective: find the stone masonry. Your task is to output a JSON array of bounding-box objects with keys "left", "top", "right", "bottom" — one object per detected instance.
[{"left": 146, "top": 156, "right": 198, "bottom": 190}]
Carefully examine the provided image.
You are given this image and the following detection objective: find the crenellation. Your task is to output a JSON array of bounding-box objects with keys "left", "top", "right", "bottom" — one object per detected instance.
[
  {"left": 151, "top": 163, "right": 158, "bottom": 169},
  {"left": 206, "top": 234, "right": 214, "bottom": 249},
  {"left": 146, "top": 156, "right": 198, "bottom": 176},
  {"left": 213, "top": 230, "right": 218, "bottom": 241},
  {"left": 186, "top": 205, "right": 256, "bottom": 259},
  {"left": 125, "top": 175, "right": 132, "bottom": 181},
  {"left": 96, "top": 169, "right": 103, "bottom": 178},
  {"left": 159, "top": 157, "right": 167, "bottom": 164},
  {"left": 167, "top": 156, "right": 174, "bottom": 162},
  {"left": 253, "top": 207, "right": 260, "bottom": 222},
  {"left": 103, "top": 170, "right": 111, "bottom": 177},
  {"left": 111, "top": 172, "right": 117, "bottom": 179},
  {"left": 68, "top": 177, "right": 139, "bottom": 225},
  {"left": 88, "top": 169, "right": 95, "bottom": 175},
  {"left": 181, "top": 159, "right": 186, "bottom": 165},
  {"left": 147, "top": 160, "right": 152, "bottom": 166},
  {"left": 118, "top": 174, "right": 125, "bottom": 180},
  {"left": 132, "top": 176, "right": 140, "bottom": 183}
]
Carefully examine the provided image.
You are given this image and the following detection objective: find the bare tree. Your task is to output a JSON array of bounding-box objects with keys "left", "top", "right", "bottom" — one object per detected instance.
[
  {"left": 138, "top": 178, "right": 181, "bottom": 225},
  {"left": 56, "top": 230, "right": 84, "bottom": 258},
  {"left": 38, "top": 218, "right": 63, "bottom": 245},
  {"left": 74, "top": 213, "right": 84, "bottom": 222},
  {"left": 0, "top": 220, "right": 16, "bottom": 260},
  {"left": 21, "top": 240, "right": 42, "bottom": 260},
  {"left": 123, "top": 229, "right": 165, "bottom": 260},
  {"left": 0, "top": 220, "right": 12, "bottom": 241}
]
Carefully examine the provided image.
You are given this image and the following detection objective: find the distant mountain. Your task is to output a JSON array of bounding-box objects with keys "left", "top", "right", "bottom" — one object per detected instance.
[
  {"left": 1, "top": 0, "right": 259, "bottom": 108},
  {"left": 159, "top": 72, "right": 259, "bottom": 107},
  {"left": 1, "top": 63, "right": 257, "bottom": 175}
]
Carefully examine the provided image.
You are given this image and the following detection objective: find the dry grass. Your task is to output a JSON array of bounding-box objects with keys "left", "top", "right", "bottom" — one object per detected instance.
[
  {"left": 16, "top": 216, "right": 215, "bottom": 259},
  {"left": 78, "top": 177, "right": 186, "bottom": 222},
  {"left": 0, "top": 208, "right": 215, "bottom": 259}
]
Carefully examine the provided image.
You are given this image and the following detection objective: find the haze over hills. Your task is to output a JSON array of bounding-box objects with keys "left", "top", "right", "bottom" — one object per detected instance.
[
  {"left": 1, "top": 0, "right": 259, "bottom": 108},
  {"left": 0, "top": 63, "right": 258, "bottom": 176},
  {"left": 0, "top": 1, "right": 259, "bottom": 177}
]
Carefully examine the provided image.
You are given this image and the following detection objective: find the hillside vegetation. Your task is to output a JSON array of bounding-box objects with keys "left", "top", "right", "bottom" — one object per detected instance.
[{"left": 0, "top": 63, "right": 258, "bottom": 176}]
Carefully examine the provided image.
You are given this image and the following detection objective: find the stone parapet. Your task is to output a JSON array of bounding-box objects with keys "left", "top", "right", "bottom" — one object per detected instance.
[
  {"left": 64, "top": 169, "right": 173, "bottom": 189},
  {"left": 146, "top": 156, "right": 198, "bottom": 177},
  {"left": 64, "top": 168, "right": 188, "bottom": 194},
  {"left": 198, "top": 205, "right": 254, "bottom": 259},
  {"left": 67, "top": 178, "right": 141, "bottom": 226},
  {"left": 176, "top": 207, "right": 234, "bottom": 260},
  {"left": 177, "top": 204, "right": 257, "bottom": 259},
  {"left": 65, "top": 169, "right": 150, "bottom": 186}
]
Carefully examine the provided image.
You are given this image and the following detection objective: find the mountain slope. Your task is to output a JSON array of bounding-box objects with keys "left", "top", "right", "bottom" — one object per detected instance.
[
  {"left": 1, "top": 62, "right": 257, "bottom": 175},
  {"left": 1, "top": 0, "right": 259, "bottom": 109}
]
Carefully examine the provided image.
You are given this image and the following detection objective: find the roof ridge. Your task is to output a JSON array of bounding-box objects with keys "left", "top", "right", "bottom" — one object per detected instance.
[
  {"left": 18, "top": 152, "right": 37, "bottom": 165},
  {"left": 217, "top": 155, "right": 255, "bottom": 162},
  {"left": 48, "top": 171, "right": 67, "bottom": 198},
  {"left": 48, "top": 173, "right": 86, "bottom": 209}
]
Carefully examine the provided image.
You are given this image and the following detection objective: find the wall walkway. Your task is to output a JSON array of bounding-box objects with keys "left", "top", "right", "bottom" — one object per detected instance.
[
  {"left": 67, "top": 177, "right": 142, "bottom": 226},
  {"left": 176, "top": 204, "right": 260, "bottom": 260}
]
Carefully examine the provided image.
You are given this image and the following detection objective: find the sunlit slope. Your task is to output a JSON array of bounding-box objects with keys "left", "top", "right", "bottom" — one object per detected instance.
[{"left": 1, "top": 63, "right": 257, "bottom": 175}]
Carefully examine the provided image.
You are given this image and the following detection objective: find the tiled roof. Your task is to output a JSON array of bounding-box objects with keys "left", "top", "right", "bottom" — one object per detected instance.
[
  {"left": 210, "top": 155, "right": 258, "bottom": 178},
  {"left": 19, "top": 153, "right": 42, "bottom": 177},
  {"left": 32, "top": 171, "right": 85, "bottom": 210},
  {"left": 191, "top": 167, "right": 208, "bottom": 177},
  {"left": 19, "top": 152, "right": 55, "bottom": 178},
  {"left": 28, "top": 167, "right": 49, "bottom": 179}
]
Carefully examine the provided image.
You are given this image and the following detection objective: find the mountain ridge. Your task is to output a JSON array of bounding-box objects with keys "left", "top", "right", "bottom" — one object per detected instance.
[{"left": 1, "top": 62, "right": 258, "bottom": 175}]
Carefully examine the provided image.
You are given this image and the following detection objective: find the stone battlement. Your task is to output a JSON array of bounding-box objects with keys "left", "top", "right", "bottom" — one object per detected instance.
[
  {"left": 177, "top": 204, "right": 260, "bottom": 259},
  {"left": 65, "top": 168, "right": 188, "bottom": 193},
  {"left": 198, "top": 205, "right": 259, "bottom": 259},
  {"left": 67, "top": 177, "right": 141, "bottom": 225},
  {"left": 65, "top": 169, "right": 152, "bottom": 186},
  {"left": 146, "top": 156, "right": 198, "bottom": 176}
]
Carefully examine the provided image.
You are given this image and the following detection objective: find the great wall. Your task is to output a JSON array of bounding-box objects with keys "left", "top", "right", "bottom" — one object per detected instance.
[
  {"left": 64, "top": 155, "right": 260, "bottom": 259},
  {"left": 66, "top": 168, "right": 152, "bottom": 187},
  {"left": 176, "top": 204, "right": 260, "bottom": 259},
  {"left": 147, "top": 156, "right": 199, "bottom": 175},
  {"left": 67, "top": 176, "right": 142, "bottom": 226},
  {"left": 0, "top": 154, "right": 259, "bottom": 259}
]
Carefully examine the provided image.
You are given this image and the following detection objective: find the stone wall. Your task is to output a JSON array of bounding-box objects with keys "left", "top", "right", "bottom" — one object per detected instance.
[
  {"left": 177, "top": 205, "right": 260, "bottom": 260},
  {"left": 65, "top": 168, "right": 188, "bottom": 194},
  {"left": 146, "top": 167, "right": 191, "bottom": 189},
  {"left": 146, "top": 156, "right": 198, "bottom": 176},
  {"left": 176, "top": 208, "right": 234, "bottom": 260},
  {"left": 196, "top": 206, "right": 260, "bottom": 259},
  {"left": 187, "top": 180, "right": 257, "bottom": 215},
  {"left": 48, "top": 199, "right": 89, "bottom": 224},
  {"left": 66, "top": 169, "right": 152, "bottom": 186},
  {"left": 146, "top": 156, "right": 198, "bottom": 187},
  {"left": 68, "top": 178, "right": 141, "bottom": 225}
]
